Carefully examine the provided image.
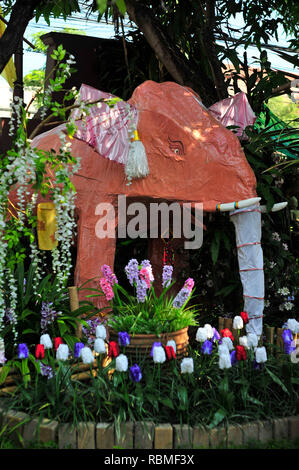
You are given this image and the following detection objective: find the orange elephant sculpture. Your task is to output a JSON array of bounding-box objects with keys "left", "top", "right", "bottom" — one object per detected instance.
[
  {"left": 12, "top": 80, "right": 276, "bottom": 335},
  {"left": 29, "top": 81, "right": 258, "bottom": 298}
]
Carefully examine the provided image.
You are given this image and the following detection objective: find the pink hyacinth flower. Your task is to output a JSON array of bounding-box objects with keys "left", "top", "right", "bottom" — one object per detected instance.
[
  {"left": 101, "top": 264, "right": 118, "bottom": 286},
  {"left": 184, "top": 278, "right": 194, "bottom": 291},
  {"left": 100, "top": 277, "right": 114, "bottom": 301},
  {"left": 139, "top": 267, "right": 151, "bottom": 289}
]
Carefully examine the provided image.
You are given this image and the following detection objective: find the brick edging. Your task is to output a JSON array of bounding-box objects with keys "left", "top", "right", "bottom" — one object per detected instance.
[{"left": 0, "top": 404, "right": 298, "bottom": 449}]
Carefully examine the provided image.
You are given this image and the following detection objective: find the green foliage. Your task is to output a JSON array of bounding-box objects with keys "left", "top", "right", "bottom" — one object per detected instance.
[
  {"left": 34, "top": 0, "right": 81, "bottom": 26},
  {"left": 267, "top": 95, "right": 299, "bottom": 128},
  {"left": 23, "top": 69, "right": 45, "bottom": 108},
  {"left": 109, "top": 293, "right": 198, "bottom": 335},
  {"left": 1, "top": 262, "right": 95, "bottom": 360},
  {"left": 102, "top": 262, "right": 198, "bottom": 335},
  {"left": 29, "top": 27, "right": 86, "bottom": 56}
]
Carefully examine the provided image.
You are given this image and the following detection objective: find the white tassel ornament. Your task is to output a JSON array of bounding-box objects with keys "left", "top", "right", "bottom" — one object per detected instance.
[{"left": 125, "top": 130, "right": 149, "bottom": 185}]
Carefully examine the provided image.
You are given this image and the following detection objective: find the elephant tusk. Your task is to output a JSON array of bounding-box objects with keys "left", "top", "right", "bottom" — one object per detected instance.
[
  {"left": 260, "top": 201, "right": 288, "bottom": 213},
  {"left": 216, "top": 197, "right": 261, "bottom": 212}
]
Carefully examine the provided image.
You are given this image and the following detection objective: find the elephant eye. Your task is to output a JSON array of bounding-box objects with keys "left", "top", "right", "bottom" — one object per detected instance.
[{"left": 168, "top": 137, "right": 184, "bottom": 156}]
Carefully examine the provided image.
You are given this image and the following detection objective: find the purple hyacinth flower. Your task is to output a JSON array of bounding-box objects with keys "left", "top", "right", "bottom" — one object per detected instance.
[
  {"left": 151, "top": 342, "right": 162, "bottom": 357},
  {"left": 125, "top": 259, "right": 139, "bottom": 286},
  {"left": 201, "top": 339, "right": 213, "bottom": 355},
  {"left": 74, "top": 342, "right": 85, "bottom": 359},
  {"left": 284, "top": 340, "right": 296, "bottom": 355},
  {"left": 282, "top": 329, "right": 293, "bottom": 344},
  {"left": 18, "top": 343, "right": 29, "bottom": 359},
  {"left": 230, "top": 350, "right": 237, "bottom": 366},
  {"left": 212, "top": 327, "right": 221, "bottom": 342},
  {"left": 40, "top": 362, "right": 54, "bottom": 379},
  {"left": 141, "top": 259, "right": 151, "bottom": 268},
  {"left": 82, "top": 317, "right": 103, "bottom": 345},
  {"left": 40, "top": 302, "right": 59, "bottom": 332},
  {"left": 162, "top": 265, "right": 173, "bottom": 288},
  {"left": 173, "top": 287, "right": 191, "bottom": 309},
  {"left": 136, "top": 279, "right": 148, "bottom": 303},
  {"left": 118, "top": 331, "right": 130, "bottom": 347},
  {"left": 101, "top": 264, "right": 118, "bottom": 286},
  {"left": 129, "top": 364, "right": 142, "bottom": 383}
]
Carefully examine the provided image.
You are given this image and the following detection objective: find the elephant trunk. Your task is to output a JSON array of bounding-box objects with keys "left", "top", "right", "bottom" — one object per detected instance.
[{"left": 230, "top": 204, "right": 264, "bottom": 337}]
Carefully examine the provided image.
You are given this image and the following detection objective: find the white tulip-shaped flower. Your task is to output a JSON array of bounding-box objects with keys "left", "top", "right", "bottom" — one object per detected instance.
[
  {"left": 56, "top": 344, "right": 69, "bottom": 361},
  {"left": 181, "top": 357, "right": 194, "bottom": 374},
  {"left": 255, "top": 346, "right": 267, "bottom": 363},
  {"left": 116, "top": 354, "right": 128, "bottom": 372},
  {"left": 94, "top": 338, "right": 106, "bottom": 354},
  {"left": 153, "top": 346, "right": 166, "bottom": 364},
  {"left": 196, "top": 327, "right": 208, "bottom": 343},
  {"left": 81, "top": 346, "right": 94, "bottom": 364},
  {"left": 204, "top": 324, "right": 214, "bottom": 339},
  {"left": 96, "top": 324, "right": 107, "bottom": 340},
  {"left": 287, "top": 319, "right": 299, "bottom": 334},
  {"left": 219, "top": 353, "right": 232, "bottom": 369},
  {"left": 233, "top": 316, "right": 244, "bottom": 330},
  {"left": 221, "top": 337, "right": 234, "bottom": 351},
  {"left": 218, "top": 343, "right": 230, "bottom": 356},
  {"left": 40, "top": 333, "right": 53, "bottom": 349},
  {"left": 239, "top": 336, "right": 249, "bottom": 349}
]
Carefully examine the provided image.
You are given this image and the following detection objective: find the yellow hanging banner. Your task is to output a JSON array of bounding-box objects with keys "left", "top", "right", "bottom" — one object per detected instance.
[
  {"left": 0, "top": 7, "right": 17, "bottom": 88},
  {"left": 37, "top": 202, "right": 58, "bottom": 250}
]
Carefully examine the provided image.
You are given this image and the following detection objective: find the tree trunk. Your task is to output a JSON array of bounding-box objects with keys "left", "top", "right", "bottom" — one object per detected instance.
[
  {"left": 201, "top": 0, "right": 227, "bottom": 101},
  {"left": 0, "top": 0, "right": 40, "bottom": 75},
  {"left": 125, "top": 0, "right": 218, "bottom": 106}
]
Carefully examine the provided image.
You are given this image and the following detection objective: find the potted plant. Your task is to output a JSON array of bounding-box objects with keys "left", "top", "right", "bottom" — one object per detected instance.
[{"left": 99, "top": 259, "right": 198, "bottom": 358}]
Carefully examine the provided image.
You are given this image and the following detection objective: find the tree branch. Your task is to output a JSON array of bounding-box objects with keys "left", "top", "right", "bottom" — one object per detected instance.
[
  {"left": 0, "top": 0, "right": 41, "bottom": 74},
  {"left": 201, "top": 0, "right": 227, "bottom": 100},
  {"left": 125, "top": 0, "right": 218, "bottom": 105}
]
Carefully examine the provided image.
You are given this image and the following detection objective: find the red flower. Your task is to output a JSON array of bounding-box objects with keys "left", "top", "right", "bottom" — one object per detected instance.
[
  {"left": 236, "top": 345, "right": 247, "bottom": 361},
  {"left": 165, "top": 345, "right": 176, "bottom": 361},
  {"left": 53, "top": 337, "right": 63, "bottom": 351},
  {"left": 220, "top": 328, "right": 234, "bottom": 342},
  {"left": 240, "top": 311, "right": 249, "bottom": 325},
  {"left": 35, "top": 344, "right": 45, "bottom": 359},
  {"left": 108, "top": 341, "right": 119, "bottom": 358}
]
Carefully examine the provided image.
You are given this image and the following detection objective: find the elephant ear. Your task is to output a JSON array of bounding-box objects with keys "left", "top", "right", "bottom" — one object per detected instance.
[{"left": 71, "top": 83, "right": 138, "bottom": 165}]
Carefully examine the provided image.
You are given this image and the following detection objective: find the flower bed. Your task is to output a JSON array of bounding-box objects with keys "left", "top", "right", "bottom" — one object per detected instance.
[
  {"left": 0, "top": 314, "right": 298, "bottom": 432},
  {"left": 0, "top": 259, "right": 298, "bottom": 434}
]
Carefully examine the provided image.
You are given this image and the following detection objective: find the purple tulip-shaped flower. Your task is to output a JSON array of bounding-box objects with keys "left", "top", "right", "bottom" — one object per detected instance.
[
  {"left": 201, "top": 339, "right": 213, "bottom": 355},
  {"left": 18, "top": 343, "right": 29, "bottom": 359},
  {"left": 284, "top": 340, "right": 296, "bottom": 355},
  {"left": 282, "top": 329, "right": 293, "bottom": 344},
  {"left": 230, "top": 350, "right": 237, "bottom": 366},
  {"left": 212, "top": 327, "right": 221, "bottom": 342},
  {"left": 129, "top": 364, "right": 142, "bottom": 383},
  {"left": 74, "top": 342, "right": 85, "bottom": 359},
  {"left": 118, "top": 331, "right": 130, "bottom": 347}
]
